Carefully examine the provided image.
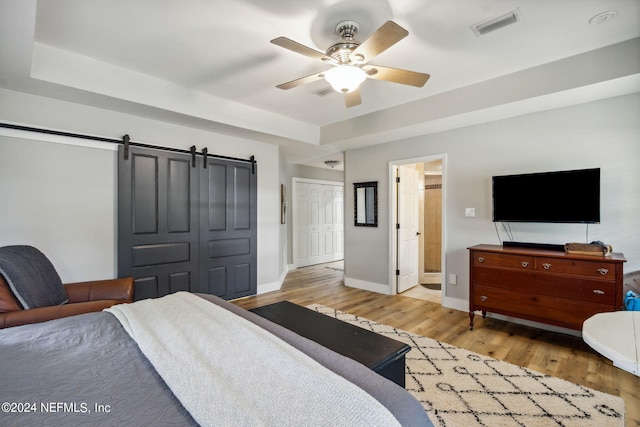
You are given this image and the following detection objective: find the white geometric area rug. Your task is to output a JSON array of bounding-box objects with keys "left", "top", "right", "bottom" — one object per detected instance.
[{"left": 306, "top": 305, "right": 625, "bottom": 427}]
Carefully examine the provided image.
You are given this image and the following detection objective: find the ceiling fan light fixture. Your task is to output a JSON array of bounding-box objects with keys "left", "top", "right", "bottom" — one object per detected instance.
[
  {"left": 324, "top": 65, "right": 366, "bottom": 93},
  {"left": 271, "top": 20, "right": 429, "bottom": 107}
]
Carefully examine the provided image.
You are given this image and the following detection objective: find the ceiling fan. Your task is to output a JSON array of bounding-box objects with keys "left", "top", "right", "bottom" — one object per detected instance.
[{"left": 271, "top": 20, "right": 430, "bottom": 108}]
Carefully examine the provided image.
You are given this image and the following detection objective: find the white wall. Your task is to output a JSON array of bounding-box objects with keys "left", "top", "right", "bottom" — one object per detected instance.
[
  {"left": 344, "top": 93, "right": 640, "bottom": 307},
  {"left": 0, "top": 89, "right": 284, "bottom": 292}
]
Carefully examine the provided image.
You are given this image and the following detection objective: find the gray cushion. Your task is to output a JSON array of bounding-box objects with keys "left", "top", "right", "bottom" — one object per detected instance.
[{"left": 0, "top": 245, "right": 68, "bottom": 309}]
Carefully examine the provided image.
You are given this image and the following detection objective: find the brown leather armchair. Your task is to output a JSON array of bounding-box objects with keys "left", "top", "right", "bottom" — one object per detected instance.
[
  {"left": 0, "top": 276, "right": 133, "bottom": 329},
  {"left": 0, "top": 247, "right": 134, "bottom": 329}
]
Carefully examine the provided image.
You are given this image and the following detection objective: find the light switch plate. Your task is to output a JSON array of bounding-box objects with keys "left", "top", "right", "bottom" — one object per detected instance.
[{"left": 465, "top": 208, "right": 476, "bottom": 217}]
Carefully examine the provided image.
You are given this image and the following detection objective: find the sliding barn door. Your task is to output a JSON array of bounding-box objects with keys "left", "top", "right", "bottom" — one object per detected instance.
[
  {"left": 199, "top": 157, "right": 257, "bottom": 299},
  {"left": 117, "top": 146, "right": 200, "bottom": 300},
  {"left": 118, "top": 146, "right": 257, "bottom": 300}
]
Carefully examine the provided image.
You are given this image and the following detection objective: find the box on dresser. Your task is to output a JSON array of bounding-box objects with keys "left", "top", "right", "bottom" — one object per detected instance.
[{"left": 468, "top": 244, "right": 626, "bottom": 331}]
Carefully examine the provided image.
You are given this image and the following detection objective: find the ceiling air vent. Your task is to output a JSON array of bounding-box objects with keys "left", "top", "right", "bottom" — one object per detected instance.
[{"left": 471, "top": 8, "right": 522, "bottom": 37}]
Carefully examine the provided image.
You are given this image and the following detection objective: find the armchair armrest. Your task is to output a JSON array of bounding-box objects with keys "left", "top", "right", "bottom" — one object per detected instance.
[
  {"left": 64, "top": 277, "right": 134, "bottom": 304},
  {"left": 0, "top": 300, "right": 123, "bottom": 329}
]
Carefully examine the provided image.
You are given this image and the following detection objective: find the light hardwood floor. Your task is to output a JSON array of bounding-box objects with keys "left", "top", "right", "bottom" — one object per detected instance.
[{"left": 232, "top": 261, "right": 639, "bottom": 426}]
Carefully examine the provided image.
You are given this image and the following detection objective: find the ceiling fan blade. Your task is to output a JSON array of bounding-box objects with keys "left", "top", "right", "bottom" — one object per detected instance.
[
  {"left": 271, "top": 37, "right": 335, "bottom": 63},
  {"left": 276, "top": 71, "right": 325, "bottom": 90},
  {"left": 365, "top": 65, "right": 430, "bottom": 87},
  {"left": 350, "top": 21, "right": 408, "bottom": 63},
  {"left": 345, "top": 89, "right": 362, "bottom": 108}
]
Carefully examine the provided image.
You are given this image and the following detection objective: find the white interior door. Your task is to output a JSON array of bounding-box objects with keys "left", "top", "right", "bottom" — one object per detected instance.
[
  {"left": 307, "top": 184, "right": 322, "bottom": 265},
  {"left": 320, "top": 185, "right": 344, "bottom": 262},
  {"left": 293, "top": 180, "right": 344, "bottom": 268},
  {"left": 397, "top": 165, "right": 419, "bottom": 293},
  {"left": 294, "top": 182, "right": 310, "bottom": 266},
  {"left": 321, "top": 186, "right": 335, "bottom": 263},
  {"left": 295, "top": 183, "right": 320, "bottom": 267}
]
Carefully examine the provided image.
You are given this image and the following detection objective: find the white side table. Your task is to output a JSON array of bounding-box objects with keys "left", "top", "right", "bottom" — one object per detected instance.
[{"left": 582, "top": 311, "right": 639, "bottom": 377}]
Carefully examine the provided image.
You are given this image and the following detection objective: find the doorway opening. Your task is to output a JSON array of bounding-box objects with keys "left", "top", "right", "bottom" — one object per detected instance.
[{"left": 390, "top": 155, "right": 445, "bottom": 304}]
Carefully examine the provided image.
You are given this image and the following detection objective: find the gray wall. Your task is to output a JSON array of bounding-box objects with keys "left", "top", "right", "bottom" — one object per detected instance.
[
  {"left": 0, "top": 135, "right": 118, "bottom": 281},
  {"left": 344, "top": 93, "right": 640, "bottom": 307}
]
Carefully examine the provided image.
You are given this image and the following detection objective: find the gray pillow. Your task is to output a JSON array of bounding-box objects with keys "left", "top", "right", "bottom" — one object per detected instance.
[{"left": 0, "top": 245, "right": 68, "bottom": 309}]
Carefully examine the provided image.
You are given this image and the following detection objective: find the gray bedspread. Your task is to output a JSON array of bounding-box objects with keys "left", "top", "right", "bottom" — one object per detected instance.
[{"left": 0, "top": 294, "right": 432, "bottom": 426}]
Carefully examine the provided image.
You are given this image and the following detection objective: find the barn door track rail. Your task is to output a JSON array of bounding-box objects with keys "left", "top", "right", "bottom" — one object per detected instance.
[{"left": 1, "top": 122, "right": 256, "bottom": 173}]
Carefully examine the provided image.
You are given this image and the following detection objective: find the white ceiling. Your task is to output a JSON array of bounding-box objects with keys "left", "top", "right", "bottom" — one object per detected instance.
[{"left": 1, "top": 0, "right": 639, "bottom": 170}]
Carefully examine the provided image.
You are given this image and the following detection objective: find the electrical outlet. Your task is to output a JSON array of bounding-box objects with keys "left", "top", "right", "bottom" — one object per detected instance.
[
  {"left": 449, "top": 273, "right": 457, "bottom": 285},
  {"left": 465, "top": 208, "right": 476, "bottom": 217}
]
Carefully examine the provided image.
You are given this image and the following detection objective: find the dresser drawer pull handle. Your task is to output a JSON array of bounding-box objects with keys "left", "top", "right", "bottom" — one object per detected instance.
[
  {"left": 521, "top": 261, "right": 529, "bottom": 268},
  {"left": 593, "top": 289, "right": 605, "bottom": 295},
  {"left": 478, "top": 257, "right": 485, "bottom": 263},
  {"left": 542, "top": 263, "right": 551, "bottom": 270},
  {"left": 480, "top": 295, "right": 488, "bottom": 302},
  {"left": 597, "top": 268, "right": 609, "bottom": 276}
]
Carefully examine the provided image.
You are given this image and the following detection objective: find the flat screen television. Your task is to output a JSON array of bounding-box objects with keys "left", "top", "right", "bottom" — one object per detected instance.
[{"left": 492, "top": 168, "right": 600, "bottom": 223}]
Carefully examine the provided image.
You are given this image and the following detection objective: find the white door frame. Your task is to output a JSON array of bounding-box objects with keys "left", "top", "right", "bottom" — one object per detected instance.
[
  {"left": 292, "top": 177, "right": 344, "bottom": 269},
  {"left": 389, "top": 154, "right": 447, "bottom": 297}
]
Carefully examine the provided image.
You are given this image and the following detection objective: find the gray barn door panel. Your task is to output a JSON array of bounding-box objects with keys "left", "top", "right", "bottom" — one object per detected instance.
[
  {"left": 200, "top": 158, "right": 257, "bottom": 299},
  {"left": 118, "top": 146, "right": 257, "bottom": 301},
  {"left": 118, "top": 147, "right": 200, "bottom": 300}
]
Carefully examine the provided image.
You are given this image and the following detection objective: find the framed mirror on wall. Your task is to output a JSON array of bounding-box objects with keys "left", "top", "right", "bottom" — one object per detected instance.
[{"left": 354, "top": 181, "right": 378, "bottom": 227}]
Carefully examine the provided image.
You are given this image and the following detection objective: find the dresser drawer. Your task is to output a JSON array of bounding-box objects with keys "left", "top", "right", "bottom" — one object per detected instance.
[
  {"left": 473, "top": 267, "right": 616, "bottom": 305},
  {"left": 472, "top": 285, "right": 614, "bottom": 330},
  {"left": 535, "top": 257, "right": 616, "bottom": 281},
  {"left": 473, "top": 251, "right": 535, "bottom": 270}
]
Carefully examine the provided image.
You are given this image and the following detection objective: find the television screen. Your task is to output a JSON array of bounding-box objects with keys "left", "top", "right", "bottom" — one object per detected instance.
[{"left": 492, "top": 168, "right": 600, "bottom": 223}]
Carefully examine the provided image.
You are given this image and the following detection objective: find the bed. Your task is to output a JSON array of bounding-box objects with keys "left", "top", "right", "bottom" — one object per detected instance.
[{"left": 0, "top": 292, "right": 432, "bottom": 426}]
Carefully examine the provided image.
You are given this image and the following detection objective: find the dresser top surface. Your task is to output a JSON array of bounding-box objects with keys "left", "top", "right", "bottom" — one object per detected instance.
[{"left": 468, "top": 244, "right": 626, "bottom": 263}]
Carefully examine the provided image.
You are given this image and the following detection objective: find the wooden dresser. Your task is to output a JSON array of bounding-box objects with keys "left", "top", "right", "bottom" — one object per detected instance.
[{"left": 468, "top": 244, "right": 626, "bottom": 331}]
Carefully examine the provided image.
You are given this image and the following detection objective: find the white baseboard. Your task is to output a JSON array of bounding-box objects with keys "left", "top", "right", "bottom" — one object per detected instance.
[
  {"left": 345, "top": 277, "right": 393, "bottom": 295},
  {"left": 256, "top": 281, "right": 280, "bottom": 295},
  {"left": 256, "top": 268, "right": 287, "bottom": 295},
  {"left": 442, "top": 296, "right": 468, "bottom": 312}
]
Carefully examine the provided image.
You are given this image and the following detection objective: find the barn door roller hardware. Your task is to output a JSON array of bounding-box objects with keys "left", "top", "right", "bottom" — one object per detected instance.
[{"left": 123, "top": 134, "right": 130, "bottom": 160}]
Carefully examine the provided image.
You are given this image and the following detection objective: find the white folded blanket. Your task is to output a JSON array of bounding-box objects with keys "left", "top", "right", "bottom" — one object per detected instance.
[{"left": 106, "top": 292, "right": 401, "bottom": 427}]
